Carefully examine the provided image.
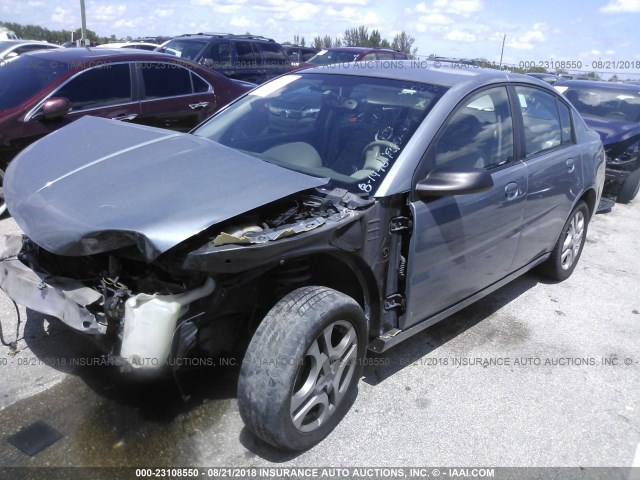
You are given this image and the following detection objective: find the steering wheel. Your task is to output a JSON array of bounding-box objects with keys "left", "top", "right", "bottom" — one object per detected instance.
[{"left": 361, "top": 140, "right": 400, "bottom": 158}]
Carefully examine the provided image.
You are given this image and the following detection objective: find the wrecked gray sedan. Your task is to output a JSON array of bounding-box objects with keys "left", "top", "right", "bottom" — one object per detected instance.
[{"left": 0, "top": 63, "right": 605, "bottom": 450}]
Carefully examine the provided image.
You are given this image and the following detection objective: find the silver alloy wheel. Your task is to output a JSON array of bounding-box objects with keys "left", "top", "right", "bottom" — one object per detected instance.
[
  {"left": 290, "top": 320, "right": 358, "bottom": 432},
  {"left": 561, "top": 210, "right": 585, "bottom": 270}
]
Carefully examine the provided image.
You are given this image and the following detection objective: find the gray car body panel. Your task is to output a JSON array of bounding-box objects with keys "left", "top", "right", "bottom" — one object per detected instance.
[{"left": 5, "top": 116, "right": 328, "bottom": 261}]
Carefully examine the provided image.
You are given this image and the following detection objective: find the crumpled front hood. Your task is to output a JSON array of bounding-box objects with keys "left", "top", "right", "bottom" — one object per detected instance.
[
  {"left": 582, "top": 115, "right": 640, "bottom": 145},
  {"left": 5, "top": 116, "right": 328, "bottom": 261}
]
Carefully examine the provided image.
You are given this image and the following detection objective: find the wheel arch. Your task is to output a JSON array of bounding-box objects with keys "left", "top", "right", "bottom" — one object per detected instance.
[{"left": 256, "top": 252, "right": 382, "bottom": 340}]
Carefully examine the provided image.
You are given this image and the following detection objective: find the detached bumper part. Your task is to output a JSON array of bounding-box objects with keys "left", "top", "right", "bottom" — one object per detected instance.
[
  {"left": 0, "top": 235, "right": 217, "bottom": 371},
  {"left": 0, "top": 235, "right": 105, "bottom": 334},
  {"left": 120, "top": 277, "right": 215, "bottom": 369}
]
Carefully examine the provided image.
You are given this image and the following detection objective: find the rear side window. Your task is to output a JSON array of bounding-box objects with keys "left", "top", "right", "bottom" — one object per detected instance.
[
  {"left": 139, "top": 63, "right": 193, "bottom": 98},
  {"left": 202, "top": 41, "right": 231, "bottom": 68},
  {"left": 257, "top": 42, "right": 288, "bottom": 66},
  {"left": 56, "top": 63, "right": 132, "bottom": 111},
  {"left": 235, "top": 41, "right": 257, "bottom": 66},
  {"left": 516, "top": 86, "right": 563, "bottom": 157}
]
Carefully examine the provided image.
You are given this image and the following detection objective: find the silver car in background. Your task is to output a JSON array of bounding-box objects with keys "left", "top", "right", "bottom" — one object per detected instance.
[{"left": 0, "top": 62, "right": 604, "bottom": 451}]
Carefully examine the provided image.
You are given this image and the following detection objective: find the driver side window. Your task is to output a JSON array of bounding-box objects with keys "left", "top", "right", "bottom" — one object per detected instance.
[{"left": 435, "top": 87, "right": 513, "bottom": 170}]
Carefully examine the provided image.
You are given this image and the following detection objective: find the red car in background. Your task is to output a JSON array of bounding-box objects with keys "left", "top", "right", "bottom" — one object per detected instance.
[{"left": 0, "top": 48, "right": 254, "bottom": 214}]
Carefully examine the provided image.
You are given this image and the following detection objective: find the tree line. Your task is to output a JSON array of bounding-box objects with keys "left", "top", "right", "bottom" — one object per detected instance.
[
  {"left": 296, "top": 26, "right": 418, "bottom": 56},
  {"left": 0, "top": 21, "right": 115, "bottom": 45}
]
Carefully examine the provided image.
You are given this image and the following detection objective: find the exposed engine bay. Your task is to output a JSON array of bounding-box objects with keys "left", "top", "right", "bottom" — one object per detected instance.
[{"left": 0, "top": 188, "right": 404, "bottom": 371}]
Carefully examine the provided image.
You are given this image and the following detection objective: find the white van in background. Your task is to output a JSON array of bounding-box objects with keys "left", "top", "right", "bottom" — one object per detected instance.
[{"left": 0, "top": 28, "right": 20, "bottom": 40}]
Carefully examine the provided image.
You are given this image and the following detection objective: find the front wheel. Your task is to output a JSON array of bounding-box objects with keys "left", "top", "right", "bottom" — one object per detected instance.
[
  {"left": 537, "top": 201, "right": 590, "bottom": 281},
  {"left": 617, "top": 168, "right": 640, "bottom": 204},
  {"left": 237, "top": 286, "right": 367, "bottom": 451}
]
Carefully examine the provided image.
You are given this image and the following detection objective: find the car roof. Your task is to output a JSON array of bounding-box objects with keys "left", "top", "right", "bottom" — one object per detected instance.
[
  {"left": 0, "top": 40, "right": 60, "bottom": 47},
  {"left": 320, "top": 46, "right": 400, "bottom": 53},
  {"left": 300, "top": 60, "right": 545, "bottom": 89},
  {"left": 169, "top": 33, "right": 278, "bottom": 43},
  {"left": 527, "top": 72, "right": 559, "bottom": 78},
  {"left": 95, "top": 42, "right": 159, "bottom": 49},
  {"left": 19, "top": 47, "right": 192, "bottom": 65},
  {"left": 556, "top": 79, "right": 640, "bottom": 92}
]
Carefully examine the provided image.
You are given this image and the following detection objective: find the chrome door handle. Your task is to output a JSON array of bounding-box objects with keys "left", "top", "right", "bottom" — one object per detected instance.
[
  {"left": 505, "top": 182, "right": 519, "bottom": 201},
  {"left": 566, "top": 159, "right": 575, "bottom": 173},
  {"left": 189, "top": 102, "right": 209, "bottom": 110},
  {"left": 112, "top": 114, "right": 138, "bottom": 121}
]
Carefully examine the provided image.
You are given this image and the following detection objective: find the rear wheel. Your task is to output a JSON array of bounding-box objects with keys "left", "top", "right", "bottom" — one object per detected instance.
[
  {"left": 617, "top": 168, "right": 640, "bottom": 204},
  {"left": 537, "top": 201, "right": 589, "bottom": 281},
  {"left": 237, "top": 286, "right": 367, "bottom": 451}
]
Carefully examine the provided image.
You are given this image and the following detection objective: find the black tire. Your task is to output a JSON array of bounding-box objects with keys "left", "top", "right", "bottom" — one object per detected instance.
[
  {"left": 537, "top": 201, "right": 590, "bottom": 281},
  {"left": 237, "top": 286, "right": 367, "bottom": 451},
  {"left": 617, "top": 168, "right": 640, "bottom": 204}
]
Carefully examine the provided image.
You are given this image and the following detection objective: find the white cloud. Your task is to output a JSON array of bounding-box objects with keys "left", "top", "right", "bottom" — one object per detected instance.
[
  {"left": 155, "top": 9, "right": 173, "bottom": 18},
  {"left": 600, "top": 0, "right": 640, "bottom": 13},
  {"left": 288, "top": 2, "right": 320, "bottom": 20},
  {"left": 504, "top": 22, "right": 548, "bottom": 50},
  {"left": 51, "top": 7, "right": 75, "bottom": 24},
  {"left": 444, "top": 30, "right": 476, "bottom": 42},
  {"left": 424, "top": 13, "right": 452, "bottom": 24},
  {"left": 217, "top": 4, "right": 243, "bottom": 12},
  {"left": 433, "top": 0, "right": 483, "bottom": 16},
  {"left": 91, "top": 5, "right": 127, "bottom": 22},
  {"left": 229, "top": 16, "right": 257, "bottom": 28}
]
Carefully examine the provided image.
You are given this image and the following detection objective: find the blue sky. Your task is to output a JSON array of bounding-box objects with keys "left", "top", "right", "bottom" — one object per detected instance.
[{"left": 1, "top": 0, "right": 638, "bottom": 77}]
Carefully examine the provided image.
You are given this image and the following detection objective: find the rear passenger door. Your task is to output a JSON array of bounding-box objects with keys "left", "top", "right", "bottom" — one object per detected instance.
[
  {"left": 136, "top": 62, "right": 217, "bottom": 131},
  {"left": 510, "top": 85, "right": 582, "bottom": 269},
  {"left": 403, "top": 86, "right": 527, "bottom": 329}
]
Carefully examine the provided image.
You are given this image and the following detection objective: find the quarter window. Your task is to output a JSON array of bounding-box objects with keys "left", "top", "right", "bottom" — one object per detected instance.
[
  {"left": 436, "top": 87, "right": 514, "bottom": 170},
  {"left": 516, "top": 86, "right": 563, "bottom": 156},
  {"left": 557, "top": 101, "right": 574, "bottom": 145},
  {"left": 258, "top": 43, "right": 288, "bottom": 66},
  {"left": 56, "top": 63, "right": 132, "bottom": 111}
]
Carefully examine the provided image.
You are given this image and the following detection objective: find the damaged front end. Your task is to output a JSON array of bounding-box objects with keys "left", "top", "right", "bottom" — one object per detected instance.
[
  {"left": 0, "top": 234, "right": 216, "bottom": 369},
  {"left": 0, "top": 188, "right": 394, "bottom": 372}
]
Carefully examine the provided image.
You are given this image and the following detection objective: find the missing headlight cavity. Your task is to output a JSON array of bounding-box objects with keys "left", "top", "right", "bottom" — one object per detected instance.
[{"left": 210, "top": 193, "right": 355, "bottom": 247}]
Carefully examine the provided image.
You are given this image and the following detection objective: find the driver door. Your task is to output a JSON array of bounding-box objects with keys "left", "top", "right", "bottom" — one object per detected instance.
[{"left": 402, "top": 86, "right": 528, "bottom": 329}]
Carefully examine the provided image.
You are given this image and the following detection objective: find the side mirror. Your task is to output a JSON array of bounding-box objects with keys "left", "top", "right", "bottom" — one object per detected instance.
[
  {"left": 40, "top": 97, "right": 71, "bottom": 121},
  {"left": 5, "top": 52, "right": 18, "bottom": 59},
  {"left": 415, "top": 168, "right": 494, "bottom": 199}
]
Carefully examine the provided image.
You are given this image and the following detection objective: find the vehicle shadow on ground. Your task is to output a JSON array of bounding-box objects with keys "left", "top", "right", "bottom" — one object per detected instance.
[
  {"left": 22, "top": 309, "right": 240, "bottom": 423},
  {"left": 18, "top": 269, "right": 551, "bottom": 463},
  {"left": 362, "top": 271, "right": 545, "bottom": 386}
]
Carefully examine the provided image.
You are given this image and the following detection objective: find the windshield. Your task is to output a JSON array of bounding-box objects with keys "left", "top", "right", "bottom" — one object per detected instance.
[
  {"left": 193, "top": 73, "right": 447, "bottom": 195},
  {"left": 559, "top": 85, "right": 640, "bottom": 122},
  {"left": 0, "top": 55, "right": 70, "bottom": 111},
  {"left": 155, "top": 39, "right": 207, "bottom": 60},
  {"left": 307, "top": 50, "right": 360, "bottom": 66}
]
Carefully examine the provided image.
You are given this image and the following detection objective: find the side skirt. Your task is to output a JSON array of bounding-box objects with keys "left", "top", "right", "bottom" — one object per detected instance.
[{"left": 368, "top": 253, "right": 551, "bottom": 353}]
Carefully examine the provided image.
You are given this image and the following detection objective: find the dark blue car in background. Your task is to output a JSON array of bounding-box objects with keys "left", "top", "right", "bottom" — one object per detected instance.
[{"left": 556, "top": 80, "right": 640, "bottom": 203}]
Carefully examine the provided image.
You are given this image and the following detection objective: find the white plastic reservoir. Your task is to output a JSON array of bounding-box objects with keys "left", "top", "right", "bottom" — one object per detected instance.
[{"left": 120, "top": 277, "right": 215, "bottom": 369}]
